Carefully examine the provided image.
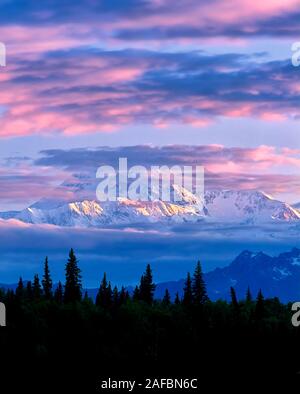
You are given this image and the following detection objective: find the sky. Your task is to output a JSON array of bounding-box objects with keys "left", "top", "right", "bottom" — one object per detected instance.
[
  {"left": 0, "top": 0, "right": 299, "bottom": 284},
  {"left": 0, "top": 0, "right": 299, "bottom": 209}
]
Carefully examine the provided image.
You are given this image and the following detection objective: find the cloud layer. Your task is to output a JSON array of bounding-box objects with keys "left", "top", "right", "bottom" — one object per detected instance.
[
  {"left": 0, "top": 218, "right": 295, "bottom": 286},
  {"left": 0, "top": 1, "right": 298, "bottom": 137},
  {"left": 1, "top": 144, "right": 300, "bottom": 210}
]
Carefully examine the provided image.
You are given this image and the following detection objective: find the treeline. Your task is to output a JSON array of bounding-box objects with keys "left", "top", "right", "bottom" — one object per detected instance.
[
  {"left": 0, "top": 249, "right": 299, "bottom": 391},
  {"left": 4, "top": 249, "right": 272, "bottom": 314}
]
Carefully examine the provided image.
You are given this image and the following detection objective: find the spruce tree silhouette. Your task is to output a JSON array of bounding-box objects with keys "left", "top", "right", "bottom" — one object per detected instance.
[
  {"left": 83, "top": 290, "right": 89, "bottom": 302},
  {"left": 96, "top": 272, "right": 107, "bottom": 306},
  {"left": 138, "top": 275, "right": 144, "bottom": 300},
  {"left": 230, "top": 287, "right": 240, "bottom": 324},
  {"left": 16, "top": 277, "right": 24, "bottom": 299},
  {"left": 54, "top": 281, "right": 63, "bottom": 304},
  {"left": 255, "top": 289, "right": 265, "bottom": 321},
  {"left": 230, "top": 286, "right": 239, "bottom": 308},
  {"left": 42, "top": 257, "right": 53, "bottom": 300},
  {"left": 113, "top": 286, "right": 119, "bottom": 307},
  {"left": 174, "top": 292, "right": 181, "bottom": 305},
  {"left": 133, "top": 285, "right": 140, "bottom": 301},
  {"left": 162, "top": 289, "right": 171, "bottom": 306},
  {"left": 33, "top": 274, "right": 42, "bottom": 300},
  {"left": 119, "top": 286, "right": 128, "bottom": 305},
  {"left": 246, "top": 286, "right": 252, "bottom": 303},
  {"left": 192, "top": 261, "right": 209, "bottom": 305},
  {"left": 183, "top": 272, "right": 193, "bottom": 306},
  {"left": 96, "top": 273, "right": 112, "bottom": 308},
  {"left": 139, "top": 264, "right": 156, "bottom": 304},
  {"left": 64, "top": 249, "right": 82, "bottom": 303},
  {"left": 26, "top": 280, "right": 33, "bottom": 300},
  {"left": 107, "top": 282, "right": 112, "bottom": 305}
]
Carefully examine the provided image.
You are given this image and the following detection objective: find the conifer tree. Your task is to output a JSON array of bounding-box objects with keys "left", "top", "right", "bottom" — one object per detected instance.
[
  {"left": 96, "top": 272, "right": 107, "bottom": 306},
  {"left": 16, "top": 277, "right": 24, "bottom": 299},
  {"left": 54, "top": 281, "right": 63, "bottom": 304},
  {"left": 96, "top": 273, "right": 112, "bottom": 308},
  {"left": 192, "top": 261, "right": 209, "bottom": 305},
  {"left": 230, "top": 287, "right": 239, "bottom": 308},
  {"left": 139, "top": 275, "right": 144, "bottom": 300},
  {"left": 119, "top": 286, "right": 128, "bottom": 305},
  {"left": 133, "top": 285, "right": 140, "bottom": 301},
  {"left": 64, "top": 249, "right": 82, "bottom": 303},
  {"left": 42, "top": 256, "right": 53, "bottom": 300},
  {"left": 5, "top": 289, "right": 15, "bottom": 304},
  {"left": 162, "top": 289, "right": 171, "bottom": 306},
  {"left": 26, "top": 280, "right": 33, "bottom": 300},
  {"left": 113, "top": 286, "right": 119, "bottom": 307},
  {"left": 139, "top": 264, "right": 156, "bottom": 304},
  {"left": 246, "top": 286, "right": 252, "bottom": 302},
  {"left": 83, "top": 290, "right": 89, "bottom": 302},
  {"left": 183, "top": 272, "right": 193, "bottom": 306},
  {"left": 174, "top": 292, "right": 181, "bottom": 305},
  {"left": 17, "top": 276, "right": 23, "bottom": 290},
  {"left": 108, "top": 282, "right": 112, "bottom": 305},
  {"left": 33, "top": 274, "right": 42, "bottom": 299},
  {"left": 255, "top": 289, "right": 265, "bottom": 320}
]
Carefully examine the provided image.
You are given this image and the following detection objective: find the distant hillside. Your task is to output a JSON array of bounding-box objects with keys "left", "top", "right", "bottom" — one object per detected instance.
[
  {"left": 83, "top": 248, "right": 300, "bottom": 303},
  {"left": 152, "top": 248, "right": 300, "bottom": 303}
]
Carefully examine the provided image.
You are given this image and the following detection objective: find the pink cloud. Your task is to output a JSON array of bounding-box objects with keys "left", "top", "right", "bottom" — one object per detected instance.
[
  {"left": 260, "top": 113, "right": 287, "bottom": 122},
  {"left": 0, "top": 2, "right": 297, "bottom": 138},
  {"left": 0, "top": 161, "right": 70, "bottom": 210}
]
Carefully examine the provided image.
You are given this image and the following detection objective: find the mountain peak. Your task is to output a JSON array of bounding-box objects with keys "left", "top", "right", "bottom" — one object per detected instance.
[{"left": 1, "top": 189, "right": 299, "bottom": 227}]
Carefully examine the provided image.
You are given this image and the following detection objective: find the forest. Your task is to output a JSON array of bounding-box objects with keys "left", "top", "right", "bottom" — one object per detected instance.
[{"left": 0, "top": 248, "right": 299, "bottom": 392}]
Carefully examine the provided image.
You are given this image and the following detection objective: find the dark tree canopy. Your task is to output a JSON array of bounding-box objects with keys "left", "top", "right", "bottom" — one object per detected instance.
[
  {"left": 246, "top": 286, "right": 252, "bottom": 303},
  {"left": 139, "top": 264, "right": 156, "bottom": 304},
  {"left": 54, "top": 281, "right": 63, "bottom": 304},
  {"left": 64, "top": 249, "right": 82, "bottom": 303},
  {"left": 163, "top": 289, "right": 171, "bottom": 305},
  {"left": 33, "top": 274, "right": 42, "bottom": 299},
  {"left": 174, "top": 292, "right": 181, "bottom": 305},
  {"left": 183, "top": 272, "right": 193, "bottom": 306},
  {"left": 192, "top": 261, "right": 209, "bottom": 305},
  {"left": 255, "top": 289, "right": 265, "bottom": 321},
  {"left": 16, "top": 277, "right": 24, "bottom": 299},
  {"left": 42, "top": 257, "right": 53, "bottom": 300},
  {"left": 96, "top": 273, "right": 112, "bottom": 308},
  {"left": 230, "top": 286, "right": 239, "bottom": 308}
]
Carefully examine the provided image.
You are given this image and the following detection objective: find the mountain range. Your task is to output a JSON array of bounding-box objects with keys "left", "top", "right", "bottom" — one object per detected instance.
[
  {"left": 1, "top": 187, "right": 300, "bottom": 227},
  {"left": 152, "top": 248, "right": 300, "bottom": 302}
]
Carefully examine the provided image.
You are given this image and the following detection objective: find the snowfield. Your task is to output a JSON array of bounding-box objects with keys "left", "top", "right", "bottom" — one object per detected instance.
[{"left": 1, "top": 187, "right": 300, "bottom": 228}]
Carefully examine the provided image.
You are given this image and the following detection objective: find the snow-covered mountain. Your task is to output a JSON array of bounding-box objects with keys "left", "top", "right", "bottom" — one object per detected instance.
[
  {"left": 204, "top": 190, "right": 300, "bottom": 223},
  {"left": 1, "top": 188, "right": 299, "bottom": 227},
  {"left": 7, "top": 198, "right": 205, "bottom": 226}
]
